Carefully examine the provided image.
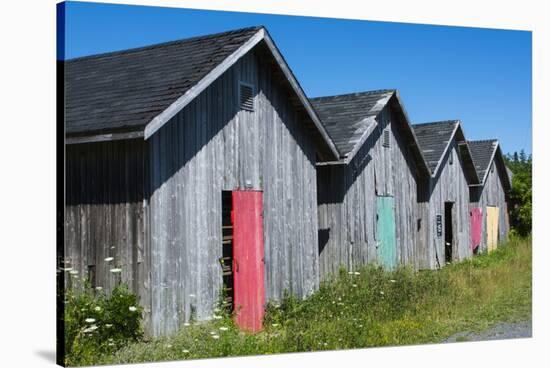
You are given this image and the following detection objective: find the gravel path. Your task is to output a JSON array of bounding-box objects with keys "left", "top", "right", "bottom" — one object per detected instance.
[{"left": 444, "top": 320, "right": 532, "bottom": 343}]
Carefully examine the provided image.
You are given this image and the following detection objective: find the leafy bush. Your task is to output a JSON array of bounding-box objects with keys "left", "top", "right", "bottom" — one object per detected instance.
[
  {"left": 505, "top": 150, "right": 532, "bottom": 236},
  {"left": 64, "top": 283, "right": 143, "bottom": 366}
]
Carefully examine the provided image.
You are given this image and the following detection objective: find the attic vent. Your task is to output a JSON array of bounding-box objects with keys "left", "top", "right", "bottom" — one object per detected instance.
[
  {"left": 239, "top": 82, "right": 254, "bottom": 111},
  {"left": 382, "top": 128, "right": 390, "bottom": 148},
  {"left": 449, "top": 150, "right": 454, "bottom": 165}
]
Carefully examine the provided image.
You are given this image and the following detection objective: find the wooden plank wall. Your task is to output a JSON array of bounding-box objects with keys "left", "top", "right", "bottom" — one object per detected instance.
[
  {"left": 469, "top": 160, "right": 510, "bottom": 253},
  {"left": 317, "top": 105, "right": 421, "bottom": 279},
  {"left": 65, "top": 140, "right": 151, "bottom": 330},
  {"left": 148, "top": 50, "right": 319, "bottom": 336},
  {"left": 420, "top": 140, "right": 472, "bottom": 269}
]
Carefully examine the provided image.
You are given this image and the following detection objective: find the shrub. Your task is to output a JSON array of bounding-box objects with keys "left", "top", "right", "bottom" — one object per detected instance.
[
  {"left": 64, "top": 283, "right": 143, "bottom": 366},
  {"left": 504, "top": 150, "right": 532, "bottom": 236}
]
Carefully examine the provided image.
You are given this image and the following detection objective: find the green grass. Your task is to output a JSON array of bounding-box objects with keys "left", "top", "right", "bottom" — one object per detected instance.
[{"left": 73, "top": 236, "right": 531, "bottom": 366}]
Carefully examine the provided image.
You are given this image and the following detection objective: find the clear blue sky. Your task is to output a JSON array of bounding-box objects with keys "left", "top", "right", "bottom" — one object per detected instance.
[{"left": 61, "top": 1, "right": 532, "bottom": 154}]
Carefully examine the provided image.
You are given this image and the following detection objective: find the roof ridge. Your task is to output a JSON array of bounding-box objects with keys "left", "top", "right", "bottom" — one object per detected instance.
[
  {"left": 65, "top": 25, "right": 264, "bottom": 62},
  {"left": 413, "top": 120, "right": 459, "bottom": 127},
  {"left": 467, "top": 139, "right": 498, "bottom": 144},
  {"left": 310, "top": 89, "right": 396, "bottom": 100}
]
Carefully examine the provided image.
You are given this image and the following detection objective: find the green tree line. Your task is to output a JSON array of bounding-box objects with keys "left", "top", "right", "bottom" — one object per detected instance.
[{"left": 504, "top": 150, "right": 532, "bottom": 236}]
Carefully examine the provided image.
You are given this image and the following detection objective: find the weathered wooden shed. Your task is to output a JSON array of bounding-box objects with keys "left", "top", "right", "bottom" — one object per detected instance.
[
  {"left": 311, "top": 90, "right": 431, "bottom": 278},
  {"left": 412, "top": 121, "right": 480, "bottom": 269},
  {"left": 468, "top": 140, "right": 511, "bottom": 253},
  {"left": 63, "top": 26, "right": 340, "bottom": 336}
]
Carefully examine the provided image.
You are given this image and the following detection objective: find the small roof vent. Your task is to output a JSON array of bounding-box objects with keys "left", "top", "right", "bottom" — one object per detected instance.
[
  {"left": 239, "top": 82, "right": 254, "bottom": 111},
  {"left": 382, "top": 128, "right": 390, "bottom": 148}
]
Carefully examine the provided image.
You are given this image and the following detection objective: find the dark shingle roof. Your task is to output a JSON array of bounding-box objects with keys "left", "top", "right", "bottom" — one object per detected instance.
[
  {"left": 309, "top": 90, "right": 395, "bottom": 157},
  {"left": 411, "top": 121, "right": 459, "bottom": 173},
  {"left": 468, "top": 139, "right": 499, "bottom": 182},
  {"left": 65, "top": 26, "right": 262, "bottom": 136}
]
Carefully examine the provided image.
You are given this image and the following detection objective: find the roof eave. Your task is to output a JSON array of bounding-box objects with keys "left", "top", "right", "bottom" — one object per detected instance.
[
  {"left": 494, "top": 144, "right": 513, "bottom": 190},
  {"left": 458, "top": 140, "right": 481, "bottom": 185},
  {"left": 479, "top": 141, "right": 499, "bottom": 185},
  {"left": 392, "top": 91, "right": 431, "bottom": 177},
  {"left": 65, "top": 130, "right": 144, "bottom": 145},
  {"left": 261, "top": 30, "right": 340, "bottom": 160}
]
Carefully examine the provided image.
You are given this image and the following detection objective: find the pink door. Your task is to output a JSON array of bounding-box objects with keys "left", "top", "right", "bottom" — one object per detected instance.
[
  {"left": 470, "top": 207, "right": 483, "bottom": 251},
  {"left": 231, "top": 191, "right": 265, "bottom": 332}
]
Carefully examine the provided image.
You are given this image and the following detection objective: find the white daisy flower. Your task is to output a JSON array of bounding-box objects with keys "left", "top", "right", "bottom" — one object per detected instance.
[
  {"left": 85, "top": 318, "right": 95, "bottom": 323},
  {"left": 182, "top": 349, "right": 190, "bottom": 353},
  {"left": 110, "top": 268, "right": 122, "bottom": 273},
  {"left": 390, "top": 279, "right": 397, "bottom": 283},
  {"left": 129, "top": 306, "right": 137, "bottom": 312},
  {"left": 352, "top": 284, "right": 357, "bottom": 287},
  {"left": 104, "top": 257, "right": 114, "bottom": 262},
  {"left": 211, "top": 335, "right": 220, "bottom": 339},
  {"left": 213, "top": 308, "right": 221, "bottom": 312},
  {"left": 272, "top": 323, "right": 279, "bottom": 327},
  {"left": 105, "top": 324, "right": 113, "bottom": 328},
  {"left": 219, "top": 326, "right": 228, "bottom": 331},
  {"left": 108, "top": 342, "right": 115, "bottom": 346},
  {"left": 183, "top": 322, "right": 191, "bottom": 327},
  {"left": 83, "top": 325, "right": 98, "bottom": 333},
  {"left": 69, "top": 270, "right": 78, "bottom": 275},
  {"left": 354, "top": 272, "right": 360, "bottom": 275},
  {"left": 94, "top": 306, "right": 101, "bottom": 312},
  {"left": 165, "top": 344, "right": 172, "bottom": 348},
  {"left": 380, "top": 291, "right": 385, "bottom": 295},
  {"left": 213, "top": 315, "right": 222, "bottom": 320},
  {"left": 348, "top": 271, "right": 354, "bottom": 275},
  {"left": 95, "top": 286, "right": 103, "bottom": 291}
]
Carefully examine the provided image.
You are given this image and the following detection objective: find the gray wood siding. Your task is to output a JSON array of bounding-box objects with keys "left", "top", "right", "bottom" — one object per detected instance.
[
  {"left": 148, "top": 51, "right": 319, "bottom": 336},
  {"left": 64, "top": 140, "right": 151, "bottom": 329},
  {"left": 420, "top": 141, "right": 472, "bottom": 269},
  {"left": 317, "top": 105, "right": 420, "bottom": 278},
  {"left": 470, "top": 160, "right": 510, "bottom": 252}
]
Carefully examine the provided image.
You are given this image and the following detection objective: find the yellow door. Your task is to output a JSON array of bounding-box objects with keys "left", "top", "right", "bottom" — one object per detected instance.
[{"left": 486, "top": 206, "right": 500, "bottom": 252}]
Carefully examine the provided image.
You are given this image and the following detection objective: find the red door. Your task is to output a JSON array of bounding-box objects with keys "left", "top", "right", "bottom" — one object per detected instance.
[
  {"left": 470, "top": 207, "right": 483, "bottom": 251},
  {"left": 231, "top": 191, "right": 265, "bottom": 332}
]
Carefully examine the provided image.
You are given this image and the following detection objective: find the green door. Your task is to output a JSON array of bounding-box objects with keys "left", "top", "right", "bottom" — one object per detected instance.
[{"left": 376, "top": 196, "right": 397, "bottom": 269}]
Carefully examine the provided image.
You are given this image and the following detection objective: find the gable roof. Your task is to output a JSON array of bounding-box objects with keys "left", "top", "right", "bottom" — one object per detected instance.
[
  {"left": 468, "top": 139, "right": 512, "bottom": 189},
  {"left": 412, "top": 120, "right": 480, "bottom": 184},
  {"left": 65, "top": 27, "right": 261, "bottom": 137},
  {"left": 468, "top": 140, "right": 498, "bottom": 180},
  {"left": 64, "top": 26, "right": 339, "bottom": 159},
  {"left": 310, "top": 90, "right": 430, "bottom": 176},
  {"left": 310, "top": 90, "right": 394, "bottom": 157},
  {"left": 412, "top": 121, "right": 458, "bottom": 173}
]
